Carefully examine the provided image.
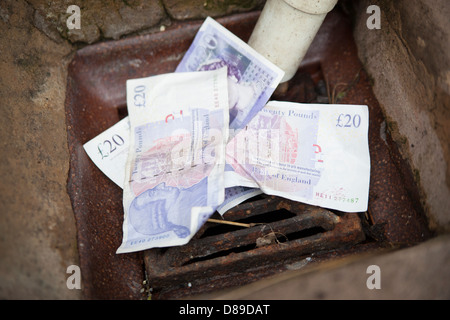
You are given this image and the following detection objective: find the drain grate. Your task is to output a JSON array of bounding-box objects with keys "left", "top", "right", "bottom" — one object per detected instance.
[
  {"left": 65, "top": 9, "right": 431, "bottom": 299},
  {"left": 144, "top": 195, "right": 365, "bottom": 299}
]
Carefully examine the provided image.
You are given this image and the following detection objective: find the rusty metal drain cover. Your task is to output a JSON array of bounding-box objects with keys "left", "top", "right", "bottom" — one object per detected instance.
[
  {"left": 145, "top": 195, "right": 365, "bottom": 299},
  {"left": 65, "top": 8, "right": 431, "bottom": 300}
]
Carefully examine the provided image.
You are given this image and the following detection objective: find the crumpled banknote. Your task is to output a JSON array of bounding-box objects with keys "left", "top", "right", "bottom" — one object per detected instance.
[
  {"left": 176, "top": 17, "right": 284, "bottom": 134},
  {"left": 175, "top": 16, "right": 285, "bottom": 213},
  {"left": 83, "top": 117, "right": 130, "bottom": 188},
  {"left": 116, "top": 68, "right": 229, "bottom": 253},
  {"left": 224, "top": 100, "right": 371, "bottom": 212}
]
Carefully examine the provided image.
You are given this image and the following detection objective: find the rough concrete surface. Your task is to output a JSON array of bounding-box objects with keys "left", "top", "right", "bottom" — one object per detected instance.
[
  {"left": 164, "top": 0, "right": 265, "bottom": 20},
  {"left": 0, "top": 0, "right": 449, "bottom": 300},
  {"left": 352, "top": 0, "right": 450, "bottom": 232},
  {"left": 28, "top": 0, "right": 168, "bottom": 44},
  {"left": 0, "top": 0, "right": 80, "bottom": 299},
  {"left": 199, "top": 234, "right": 450, "bottom": 299},
  {"left": 25, "top": 0, "right": 264, "bottom": 44}
]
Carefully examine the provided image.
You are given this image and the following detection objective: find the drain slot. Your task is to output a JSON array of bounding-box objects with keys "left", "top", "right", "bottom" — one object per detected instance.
[
  {"left": 166, "top": 209, "right": 338, "bottom": 268},
  {"left": 201, "top": 209, "right": 296, "bottom": 238},
  {"left": 182, "top": 226, "right": 326, "bottom": 266},
  {"left": 117, "top": 105, "right": 128, "bottom": 120},
  {"left": 184, "top": 224, "right": 328, "bottom": 266},
  {"left": 282, "top": 226, "right": 327, "bottom": 242},
  {"left": 183, "top": 243, "right": 257, "bottom": 266}
]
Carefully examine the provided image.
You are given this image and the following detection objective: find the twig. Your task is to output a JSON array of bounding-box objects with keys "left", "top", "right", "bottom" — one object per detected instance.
[{"left": 207, "top": 218, "right": 260, "bottom": 228}]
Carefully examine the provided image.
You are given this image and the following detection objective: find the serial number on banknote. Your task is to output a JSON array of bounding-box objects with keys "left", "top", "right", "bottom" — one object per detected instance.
[{"left": 315, "top": 192, "right": 360, "bottom": 203}]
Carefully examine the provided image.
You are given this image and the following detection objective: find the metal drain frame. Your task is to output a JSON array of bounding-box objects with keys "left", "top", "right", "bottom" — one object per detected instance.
[
  {"left": 65, "top": 8, "right": 432, "bottom": 300},
  {"left": 145, "top": 196, "right": 365, "bottom": 299}
]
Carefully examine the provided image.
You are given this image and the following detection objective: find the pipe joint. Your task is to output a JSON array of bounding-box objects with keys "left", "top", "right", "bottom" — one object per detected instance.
[{"left": 248, "top": 0, "right": 338, "bottom": 82}]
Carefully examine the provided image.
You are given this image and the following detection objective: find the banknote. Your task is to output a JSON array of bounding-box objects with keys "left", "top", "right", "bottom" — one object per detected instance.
[
  {"left": 116, "top": 68, "right": 229, "bottom": 253},
  {"left": 176, "top": 16, "right": 284, "bottom": 212},
  {"left": 83, "top": 117, "right": 130, "bottom": 188},
  {"left": 225, "top": 101, "right": 371, "bottom": 212},
  {"left": 82, "top": 117, "right": 260, "bottom": 216},
  {"left": 84, "top": 17, "right": 283, "bottom": 185},
  {"left": 216, "top": 186, "right": 263, "bottom": 215},
  {"left": 176, "top": 16, "right": 284, "bottom": 134}
]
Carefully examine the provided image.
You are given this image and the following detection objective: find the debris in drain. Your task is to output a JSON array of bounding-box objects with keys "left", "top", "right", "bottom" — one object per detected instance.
[
  {"left": 256, "top": 231, "right": 287, "bottom": 247},
  {"left": 207, "top": 218, "right": 260, "bottom": 228},
  {"left": 82, "top": 17, "right": 371, "bottom": 254},
  {"left": 206, "top": 217, "right": 288, "bottom": 246}
]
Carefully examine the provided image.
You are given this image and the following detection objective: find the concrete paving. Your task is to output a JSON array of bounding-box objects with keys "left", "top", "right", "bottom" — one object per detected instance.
[
  {"left": 0, "top": 0, "right": 80, "bottom": 299},
  {"left": 201, "top": 234, "right": 450, "bottom": 299}
]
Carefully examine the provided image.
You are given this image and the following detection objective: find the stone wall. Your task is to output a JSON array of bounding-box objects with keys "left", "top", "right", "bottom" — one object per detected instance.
[
  {"left": 0, "top": 0, "right": 78, "bottom": 299},
  {"left": 350, "top": 0, "right": 450, "bottom": 233},
  {"left": 26, "top": 0, "right": 265, "bottom": 44}
]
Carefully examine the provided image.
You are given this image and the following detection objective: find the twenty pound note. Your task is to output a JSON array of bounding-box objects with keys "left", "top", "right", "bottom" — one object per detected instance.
[
  {"left": 84, "top": 17, "right": 283, "bottom": 191},
  {"left": 176, "top": 16, "right": 284, "bottom": 214},
  {"left": 176, "top": 17, "right": 284, "bottom": 134},
  {"left": 83, "top": 117, "right": 130, "bottom": 189},
  {"left": 117, "top": 68, "right": 229, "bottom": 253},
  {"left": 225, "top": 101, "right": 371, "bottom": 213}
]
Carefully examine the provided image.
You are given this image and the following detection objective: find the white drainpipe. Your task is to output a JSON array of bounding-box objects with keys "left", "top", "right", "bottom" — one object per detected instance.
[{"left": 248, "top": 0, "right": 338, "bottom": 83}]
